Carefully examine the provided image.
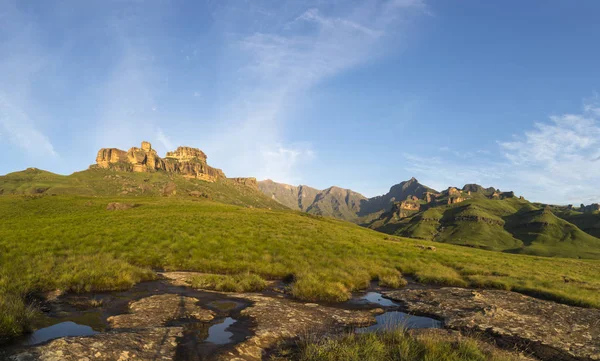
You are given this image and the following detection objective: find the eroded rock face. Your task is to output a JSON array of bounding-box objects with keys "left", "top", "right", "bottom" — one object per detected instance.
[
  {"left": 384, "top": 287, "right": 600, "bottom": 361},
  {"left": 96, "top": 148, "right": 127, "bottom": 168},
  {"left": 107, "top": 294, "right": 215, "bottom": 329},
  {"left": 94, "top": 141, "right": 226, "bottom": 182},
  {"left": 165, "top": 146, "right": 208, "bottom": 162},
  {"left": 230, "top": 177, "right": 258, "bottom": 189},
  {"left": 448, "top": 196, "right": 466, "bottom": 205}
]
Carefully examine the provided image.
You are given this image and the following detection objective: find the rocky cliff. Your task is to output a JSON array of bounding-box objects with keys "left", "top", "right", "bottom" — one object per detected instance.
[{"left": 94, "top": 142, "right": 225, "bottom": 182}]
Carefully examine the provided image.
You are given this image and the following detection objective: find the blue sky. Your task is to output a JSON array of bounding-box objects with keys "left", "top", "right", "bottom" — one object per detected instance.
[{"left": 1, "top": 0, "right": 600, "bottom": 204}]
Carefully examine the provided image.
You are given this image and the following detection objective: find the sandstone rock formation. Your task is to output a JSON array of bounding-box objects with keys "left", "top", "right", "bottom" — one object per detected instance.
[
  {"left": 230, "top": 177, "right": 258, "bottom": 189},
  {"left": 94, "top": 142, "right": 226, "bottom": 182},
  {"left": 448, "top": 196, "right": 466, "bottom": 205}
]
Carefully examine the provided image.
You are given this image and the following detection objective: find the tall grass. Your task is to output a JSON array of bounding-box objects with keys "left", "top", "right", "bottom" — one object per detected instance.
[
  {"left": 273, "top": 328, "right": 522, "bottom": 361},
  {"left": 1, "top": 195, "right": 599, "bottom": 342},
  {"left": 189, "top": 273, "right": 267, "bottom": 292}
]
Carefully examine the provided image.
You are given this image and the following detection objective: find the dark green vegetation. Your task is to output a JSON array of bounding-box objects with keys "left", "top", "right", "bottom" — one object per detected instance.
[
  {"left": 272, "top": 328, "right": 523, "bottom": 361},
  {"left": 369, "top": 194, "right": 600, "bottom": 260},
  {"left": 259, "top": 178, "right": 600, "bottom": 260},
  {"left": 1, "top": 186, "right": 600, "bottom": 342}
]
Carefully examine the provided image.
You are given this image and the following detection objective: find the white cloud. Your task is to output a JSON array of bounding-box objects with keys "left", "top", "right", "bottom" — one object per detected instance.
[
  {"left": 403, "top": 101, "right": 600, "bottom": 204},
  {"left": 0, "top": 95, "right": 57, "bottom": 157},
  {"left": 156, "top": 127, "right": 174, "bottom": 151},
  {"left": 0, "top": 0, "right": 57, "bottom": 159},
  {"left": 203, "top": 0, "right": 428, "bottom": 182},
  {"left": 257, "top": 144, "right": 316, "bottom": 184}
]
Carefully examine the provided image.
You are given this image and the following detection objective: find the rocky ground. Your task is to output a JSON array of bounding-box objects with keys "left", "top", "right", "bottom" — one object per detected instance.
[
  {"left": 2, "top": 274, "right": 599, "bottom": 361},
  {"left": 384, "top": 287, "right": 600, "bottom": 361}
]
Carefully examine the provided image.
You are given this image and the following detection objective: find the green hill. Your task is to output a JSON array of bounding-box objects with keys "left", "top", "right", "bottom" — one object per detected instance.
[
  {"left": 1, "top": 193, "right": 600, "bottom": 343},
  {"left": 368, "top": 195, "right": 600, "bottom": 260},
  {"left": 0, "top": 167, "right": 285, "bottom": 210}
]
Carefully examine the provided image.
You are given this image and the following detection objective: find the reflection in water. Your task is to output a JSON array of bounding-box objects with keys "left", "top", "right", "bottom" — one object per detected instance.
[
  {"left": 204, "top": 317, "right": 236, "bottom": 345},
  {"left": 361, "top": 292, "right": 398, "bottom": 307},
  {"left": 23, "top": 321, "right": 98, "bottom": 346},
  {"left": 356, "top": 311, "right": 442, "bottom": 333}
]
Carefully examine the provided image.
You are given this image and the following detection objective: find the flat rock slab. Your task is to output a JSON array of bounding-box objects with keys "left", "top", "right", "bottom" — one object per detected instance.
[
  {"left": 219, "top": 294, "right": 383, "bottom": 361},
  {"left": 4, "top": 327, "right": 182, "bottom": 361},
  {"left": 384, "top": 287, "right": 600, "bottom": 361},
  {"left": 108, "top": 294, "right": 215, "bottom": 328}
]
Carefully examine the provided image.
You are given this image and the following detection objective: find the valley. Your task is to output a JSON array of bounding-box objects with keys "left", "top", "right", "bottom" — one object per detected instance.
[{"left": 1, "top": 142, "right": 599, "bottom": 360}]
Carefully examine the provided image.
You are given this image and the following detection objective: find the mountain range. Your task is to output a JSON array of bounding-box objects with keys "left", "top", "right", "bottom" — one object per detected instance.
[
  {"left": 259, "top": 178, "right": 600, "bottom": 259},
  {"left": 1, "top": 141, "right": 599, "bottom": 260}
]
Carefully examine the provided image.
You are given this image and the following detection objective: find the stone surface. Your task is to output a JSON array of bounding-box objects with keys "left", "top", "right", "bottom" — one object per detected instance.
[
  {"left": 219, "top": 294, "right": 382, "bottom": 361},
  {"left": 160, "top": 272, "right": 381, "bottom": 361},
  {"left": 105, "top": 202, "right": 135, "bottom": 211},
  {"left": 165, "top": 146, "right": 208, "bottom": 162},
  {"left": 4, "top": 328, "right": 182, "bottom": 361},
  {"left": 108, "top": 294, "right": 215, "bottom": 329},
  {"left": 384, "top": 287, "right": 600, "bottom": 361},
  {"left": 95, "top": 148, "right": 127, "bottom": 169},
  {"left": 94, "top": 141, "right": 226, "bottom": 182},
  {"left": 229, "top": 177, "right": 258, "bottom": 189}
]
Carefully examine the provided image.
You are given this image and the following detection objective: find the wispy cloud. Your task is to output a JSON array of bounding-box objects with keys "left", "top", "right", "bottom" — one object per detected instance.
[
  {"left": 202, "top": 0, "right": 428, "bottom": 183},
  {"left": 404, "top": 101, "right": 600, "bottom": 204},
  {"left": 0, "top": 1, "right": 57, "bottom": 158}
]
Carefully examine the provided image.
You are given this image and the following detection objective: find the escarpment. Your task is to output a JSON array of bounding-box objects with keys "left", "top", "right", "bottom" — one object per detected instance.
[{"left": 94, "top": 141, "right": 225, "bottom": 182}]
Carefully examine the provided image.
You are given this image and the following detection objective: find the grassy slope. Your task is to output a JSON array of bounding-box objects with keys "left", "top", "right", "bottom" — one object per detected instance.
[
  {"left": 556, "top": 210, "right": 600, "bottom": 238},
  {"left": 1, "top": 195, "right": 599, "bottom": 301},
  {"left": 370, "top": 197, "right": 600, "bottom": 259},
  {"left": 0, "top": 168, "right": 286, "bottom": 209}
]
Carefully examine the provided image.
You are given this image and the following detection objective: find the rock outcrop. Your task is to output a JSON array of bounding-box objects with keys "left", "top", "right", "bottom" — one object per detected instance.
[
  {"left": 448, "top": 196, "right": 466, "bottom": 205},
  {"left": 581, "top": 203, "right": 600, "bottom": 213},
  {"left": 384, "top": 287, "right": 600, "bottom": 361},
  {"left": 230, "top": 177, "right": 258, "bottom": 189},
  {"left": 94, "top": 142, "right": 226, "bottom": 182},
  {"left": 108, "top": 294, "right": 215, "bottom": 329}
]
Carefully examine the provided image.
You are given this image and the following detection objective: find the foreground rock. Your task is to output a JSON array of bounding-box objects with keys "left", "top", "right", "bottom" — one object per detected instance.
[
  {"left": 161, "top": 272, "right": 382, "bottom": 360},
  {"left": 384, "top": 287, "right": 600, "bottom": 361},
  {"left": 5, "top": 293, "right": 216, "bottom": 361},
  {"left": 5, "top": 328, "right": 182, "bottom": 361},
  {"left": 219, "top": 294, "right": 382, "bottom": 361},
  {"left": 108, "top": 294, "right": 215, "bottom": 329}
]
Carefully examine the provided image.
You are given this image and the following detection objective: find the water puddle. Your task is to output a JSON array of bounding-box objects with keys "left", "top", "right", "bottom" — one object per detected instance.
[
  {"left": 22, "top": 321, "right": 98, "bottom": 346},
  {"left": 207, "top": 300, "right": 244, "bottom": 312},
  {"left": 356, "top": 311, "right": 442, "bottom": 333},
  {"left": 361, "top": 292, "right": 398, "bottom": 307},
  {"left": 204, "top": 317, "right": 236, "bottom": 345}
]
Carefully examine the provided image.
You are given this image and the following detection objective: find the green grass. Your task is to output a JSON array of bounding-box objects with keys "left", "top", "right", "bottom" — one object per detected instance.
[
  {"left": 0, "top": 194, "right": 600, "bottom": 343},
  {"left": 370, "top": 197, "right": 600, "bottom": 259},
  {"left": 272, "top": 328, "right": 523, "bottom": 361},
  {"left": 188, "top": 273, "right": 267, "bottom": 292},
  {"left": 0, "top": 294, "right": 38, "bottom": 344}
]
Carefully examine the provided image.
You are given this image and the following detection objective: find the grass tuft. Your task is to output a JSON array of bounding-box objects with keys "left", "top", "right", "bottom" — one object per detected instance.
[
  {"left": 189, "top": 273, "right": 267, "bottom": 293},
  {"left": 273, "top": 328, "right": 524, "bottom": 361}
]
